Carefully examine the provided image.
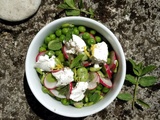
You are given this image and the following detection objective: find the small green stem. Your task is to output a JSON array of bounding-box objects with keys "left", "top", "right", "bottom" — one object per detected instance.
[
  {"left": 132, "top": 77, "right": 139, "bottom": 109},
  {"left": 80, "top": 9, "right": 90, "bottom": 15}
]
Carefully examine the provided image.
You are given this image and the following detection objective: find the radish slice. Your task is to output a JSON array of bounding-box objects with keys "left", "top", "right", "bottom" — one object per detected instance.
[
  {"left": 66, "top": 82, "right": 73, "bottom": 99},
  {"left": 99, "top": 77, "right": 112, "bottom": 88},
  {"left": 51, "top": 69, "right": 60, "bottom": 73},
  {"left": 50, "top": 89, "right": 66, "bottom": 98},
  {"left": 36, "top": 51, "right": 46, "bottom": 62},
  {"left": 109, "top": 51, "right": 118, "bottom": 71},
  {"left": 102, "top": 63, "right": 113, "bottom": 79},
  {"left": 69, "top": 82, "right": 73, "bottom": 94},
  {"left": 62, "top": 46, "right": 69, "bottom": 59},
  {"left": 82, "top": 61, "right": 92, "bottom": 67},
  {"left": 88, "top": 72, "right": 99, "bottom": 90},
  {"left": 44, "top": 74, "right": 57, "bottom": 90}
]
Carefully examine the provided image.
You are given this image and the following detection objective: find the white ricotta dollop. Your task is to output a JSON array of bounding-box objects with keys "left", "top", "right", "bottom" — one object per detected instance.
[
  {"left": 70, "top": 82, "right": 88, "bottom": 102},
  {"left": 65, "top": 34, "right": 86, "bottom": 54},
  {"left": 91, "top": 41, "right": 108, "bottom": 63},
  {"left": 52, "top": 67, "right": 74, "bottom": 86},
  {"left": 35, "top": 55, "right": 56, "bottom": 71}
]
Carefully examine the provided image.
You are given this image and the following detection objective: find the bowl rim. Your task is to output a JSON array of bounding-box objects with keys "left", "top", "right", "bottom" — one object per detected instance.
[{"left": 25, "top": 16, "right": 126, "bottom": 118}]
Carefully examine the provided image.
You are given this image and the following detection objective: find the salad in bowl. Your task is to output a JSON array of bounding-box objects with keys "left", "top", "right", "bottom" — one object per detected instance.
[
  {"left": 34, "top": 23, "right": 118, "bottom": 108},
  {"left": 25, "top": 17, "right": 126, "bottom": 117}
]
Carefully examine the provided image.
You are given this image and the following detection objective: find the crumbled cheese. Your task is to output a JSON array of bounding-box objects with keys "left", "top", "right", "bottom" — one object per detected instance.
[
  {"left": 70, "top": 82, "right": 88, "bottom": 102},
  {"left": 35, "top": 55, "right": 56, "bottom": 71},
  {"left": 65, "top": 34, "right": 86, "bottom": 54},
  {"left": 52, "top": 67, "right": 74, "bottom": 86},
  {"left": 91, "top": 41, "right": 108, "bottom": 63}
]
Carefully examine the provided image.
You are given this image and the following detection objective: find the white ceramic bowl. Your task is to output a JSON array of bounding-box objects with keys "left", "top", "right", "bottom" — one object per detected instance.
[{"left": 25, "top": 16, "right": 126, "bottom": 117}]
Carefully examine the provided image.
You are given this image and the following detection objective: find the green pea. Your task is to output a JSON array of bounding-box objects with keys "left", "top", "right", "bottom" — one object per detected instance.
[
  {"left": 61, "top": 98, "right": 69, "bottom": 105},
  {"left": 62, "top": 28, "right": 69, "bottom": 35},
  {"left": 39, "top": 46, "right": 46, "bottom": 52},
  {"left": 82, "top": 32, "right": 90, "bottom": 40},
  {"left": 55, "top": 29, "right": 62, "bottom": 37},
  {"left": 41, "top": 44, "right": 47, "bottom": 48},
  {"left": 73, "top": 27, "right": 79, "bottom": 35},
  {"left": 90, "top": 30, "right": 96, "bottom": 35},
  {"left": 78, "top": 26, "right": 86, "bottom": 32},
  {"left": 102, "top": 87, "right": 109, "bottom": 93},
  {"left": 95, "top": 36, "right": 101, "bottom": 42},
  {"left": 77, "top": 67, "right": 89, "bottom": 82},
  {"left": 55, "top": 50, "right": 62, "bottom": 56},
  {"left": 46, "top": 50, "right": 55, "bottom": 57},
  {"left": 87, "top": 38, "right": 96, "bottom": 45},
  {"left": 49, "top": 34, "right": 56, "bottom": 40},
  {"left": 44, "top": 36, "right": 52, "bottom": 44},
  {"left": 96, "top": 84, "right": 103, "bottom": 91},
  {"left": 59, "top": 35, "right": 65, "bottom": 42}
]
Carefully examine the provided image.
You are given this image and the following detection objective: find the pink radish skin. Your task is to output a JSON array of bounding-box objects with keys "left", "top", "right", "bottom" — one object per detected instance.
[
  {"left": 82, "top": 61, "right": 92, "bottom": 67},
  {"left": 50, "top": 89, "right": 66, "bottom": 98},
  {"left": 66, "top": 82, "right": 73, "bottom": 99},
  {"left": 88, "top": 72, "right": 99, "bottom": 90},
  {"left": 103, "top": 63, "right": 113, "bottom": 79},
  {"left": 109, "top": 51, "right": 117, "bottom": 71},
  {"left": 35, "top": 51, "right": 46, "bottom": 62},
  {"left": 43, "top": 74, "right": 57, "bottom": 90},
  {"left": 62, "top": 46, "right": 69, "bottom": 59},
  {"left": 99, "top": 77, "right": 112, "bottom": 88}
]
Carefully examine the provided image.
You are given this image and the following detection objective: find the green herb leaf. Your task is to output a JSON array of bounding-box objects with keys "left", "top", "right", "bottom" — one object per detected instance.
[
  {"left": 136, "top": 99, "right": 150, "bottom": 108},
  {"left": 129, "top": 59, "right": 143, "bottom": 76},
  {"left": 65, "top": 9, "right": 80, "bottom": 16},
  {"left": 89, "top": 92, "right": 101, "bottom": 103},
  {"left": 65, "top": 28, "right": 73, "bottom": 41},
  {"left": 117, "top": 93, "right": 133, "bottom": 101},
  {"left": 125, "top": 74, "right": 137, "bottom": 85},
  {"left": 141, "top": 65, "right": 156, "bottom": 76},
  {"left": 89, "top": 8, "right": 94, "bottom": 18},
  {"left": 70, "top": 54, "right": 84, "bottom": 68},
  {"left": 65, "top": 0, "right": 76, "bottom": 9},
  {"left": 139, "top": 76, "right": 157, "bottom": 87},
  {"left": 78, "top": 0, "right": 83, "bottom": 9},
  {"left": 58, "top": 3, "right": 71, "bottom": 9}
]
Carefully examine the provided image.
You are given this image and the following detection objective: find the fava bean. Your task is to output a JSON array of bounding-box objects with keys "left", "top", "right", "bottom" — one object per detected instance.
[{"left": 77, "top": 67, "right": 89, "bottom": 82}]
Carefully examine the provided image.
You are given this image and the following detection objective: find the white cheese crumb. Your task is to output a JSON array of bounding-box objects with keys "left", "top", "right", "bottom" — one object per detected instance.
[
  {"left": 70, "top": 82, "right": 88, "bottom": 102},
  {"left": 52, "top": 67, "right": 74, "bottom": 86},
  {"left": 35, "top": 55, "right": 56, "bottom": 71}
]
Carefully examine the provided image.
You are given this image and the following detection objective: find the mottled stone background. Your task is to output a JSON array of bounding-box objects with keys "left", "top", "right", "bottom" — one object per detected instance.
[{"left": 0, "top": 0, "right": 159, "bottom": 120}]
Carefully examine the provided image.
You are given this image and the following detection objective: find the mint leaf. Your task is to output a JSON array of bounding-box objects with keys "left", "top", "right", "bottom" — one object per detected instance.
[
  {"left": 141, "top": 65, "right": 156, "bottom": 76},
  {"left": 139, "top": 76, "right": 157, "bottom": 87},
  {"left": 125, "top": 74, "right": 136, "bottom": 85},
  {"left": 65, "top": 0, "right": 76, "bottom": 9},
  {"left": 78, "top": 0, "right": 83, "bottom": 9},
  {"left": 136, "top": 99, "right": 150, "bottom": 108},
  {"left": 89, "top": 8, "right": 94, "bottom": 18},
  {"left": 89, "top": 92, "right": 101, "bottom": 103},
  {"left": 58, "top": 3, "right": 71, "bottom": 9},
  {"left": 70, "top": 54, "right": 84, "bottom": 68},
  {"left": 117, "top": 93, "right": 133, "bottom": 101},
  {"left": 65, "top": 9, "right": 80, "bottom": 16}
]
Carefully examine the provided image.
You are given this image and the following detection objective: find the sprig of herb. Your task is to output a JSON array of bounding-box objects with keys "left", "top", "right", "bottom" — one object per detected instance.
[
  {"left": 117, "top": 59, "right": 157, "bottom": 110},
  {"left": 58, "top": 0, "right": 95, "bottom": 18}
]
